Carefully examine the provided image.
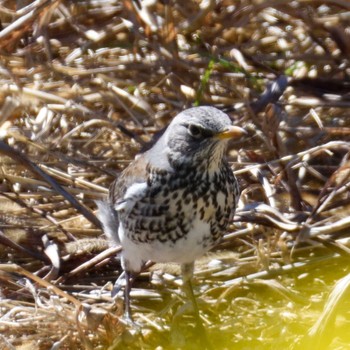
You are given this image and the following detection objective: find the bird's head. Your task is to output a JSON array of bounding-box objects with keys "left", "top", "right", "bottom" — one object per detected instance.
[{"left": 149, "top": 106, "right": 246, "bottom": 170}]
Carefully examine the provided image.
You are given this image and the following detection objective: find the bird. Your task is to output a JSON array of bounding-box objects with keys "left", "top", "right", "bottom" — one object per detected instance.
[{"left": 97, "top": 106, "right": 245, "bottom": 325}]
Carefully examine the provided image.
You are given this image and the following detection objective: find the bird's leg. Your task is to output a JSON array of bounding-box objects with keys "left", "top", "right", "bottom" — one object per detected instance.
[
  {"left": 111, "top": 271, "right": 126, "bottom": 298},
  {"left": 113, "top": 261, "right": 151, "bottom": 325},
  {"left": 124, "top": 269, "right": 134, "bottom": 323},
  {"left": 181, "top": 263, "right": 212, "bottom": 349},
  {"left": 110, "top": 270, "right": 134, "bottom": 321},
  {"left": 181, "top": 262, "right": 200, "bottom": 322}
]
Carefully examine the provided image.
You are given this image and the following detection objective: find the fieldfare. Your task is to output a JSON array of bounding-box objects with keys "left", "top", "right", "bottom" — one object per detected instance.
[{"left": 98, "top": 106, "right": 245, "bottom": 323}]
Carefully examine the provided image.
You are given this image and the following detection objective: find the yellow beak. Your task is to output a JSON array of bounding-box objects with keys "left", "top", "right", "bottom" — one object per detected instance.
[{"left": 215, "top": 125, "right": 247, "bottom": 140}]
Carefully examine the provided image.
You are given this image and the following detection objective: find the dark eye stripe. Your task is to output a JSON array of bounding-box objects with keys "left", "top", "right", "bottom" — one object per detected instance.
[
  {"left": 200, "top": 128, "right": 214, "bottom": 138},
  {"left": 183, "top": 123, "right": 214, "bottom": 139}
]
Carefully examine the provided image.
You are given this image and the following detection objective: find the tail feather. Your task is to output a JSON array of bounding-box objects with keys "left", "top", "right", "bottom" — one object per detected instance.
[{"left": 96, "top": 200, "right": 120, "bottom": 244}]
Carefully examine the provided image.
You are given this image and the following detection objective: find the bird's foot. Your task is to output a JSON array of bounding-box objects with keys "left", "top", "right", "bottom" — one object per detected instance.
[{"left": 119, "top": 312, "right": 142, "bottom": 332}]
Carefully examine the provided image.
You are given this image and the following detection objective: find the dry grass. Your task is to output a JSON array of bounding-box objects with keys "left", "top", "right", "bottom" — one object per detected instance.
[{"left": 1, "top": 1, "right": 350, "bottom": 349}]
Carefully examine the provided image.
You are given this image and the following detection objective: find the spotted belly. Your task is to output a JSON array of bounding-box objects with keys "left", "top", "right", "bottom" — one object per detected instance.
[
  {"left": 120, "top": 188, "right": 234, "bottom": 263},
  {"left": 117, "top": 166, "right": 237, "bottom": 271}
]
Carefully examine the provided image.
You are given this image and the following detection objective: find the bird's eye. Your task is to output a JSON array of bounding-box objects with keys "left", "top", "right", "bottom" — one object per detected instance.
[{"left": 188, "top": 124, "right": 202, "bottom": 138}]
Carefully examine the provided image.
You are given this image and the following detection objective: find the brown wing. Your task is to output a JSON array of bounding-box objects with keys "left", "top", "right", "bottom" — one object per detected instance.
[{"left": 109, "top": 154, "right": 149, "bottom": 205}]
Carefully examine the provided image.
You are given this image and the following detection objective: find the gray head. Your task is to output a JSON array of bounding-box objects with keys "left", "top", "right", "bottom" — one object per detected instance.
[{"left": 147, "top": 106, "right": 245, "bottom": 169}]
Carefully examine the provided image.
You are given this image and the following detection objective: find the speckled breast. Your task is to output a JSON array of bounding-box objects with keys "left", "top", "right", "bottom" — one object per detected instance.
[{"left": 121, "top": 163, "right": 238, "bottom": 249}]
